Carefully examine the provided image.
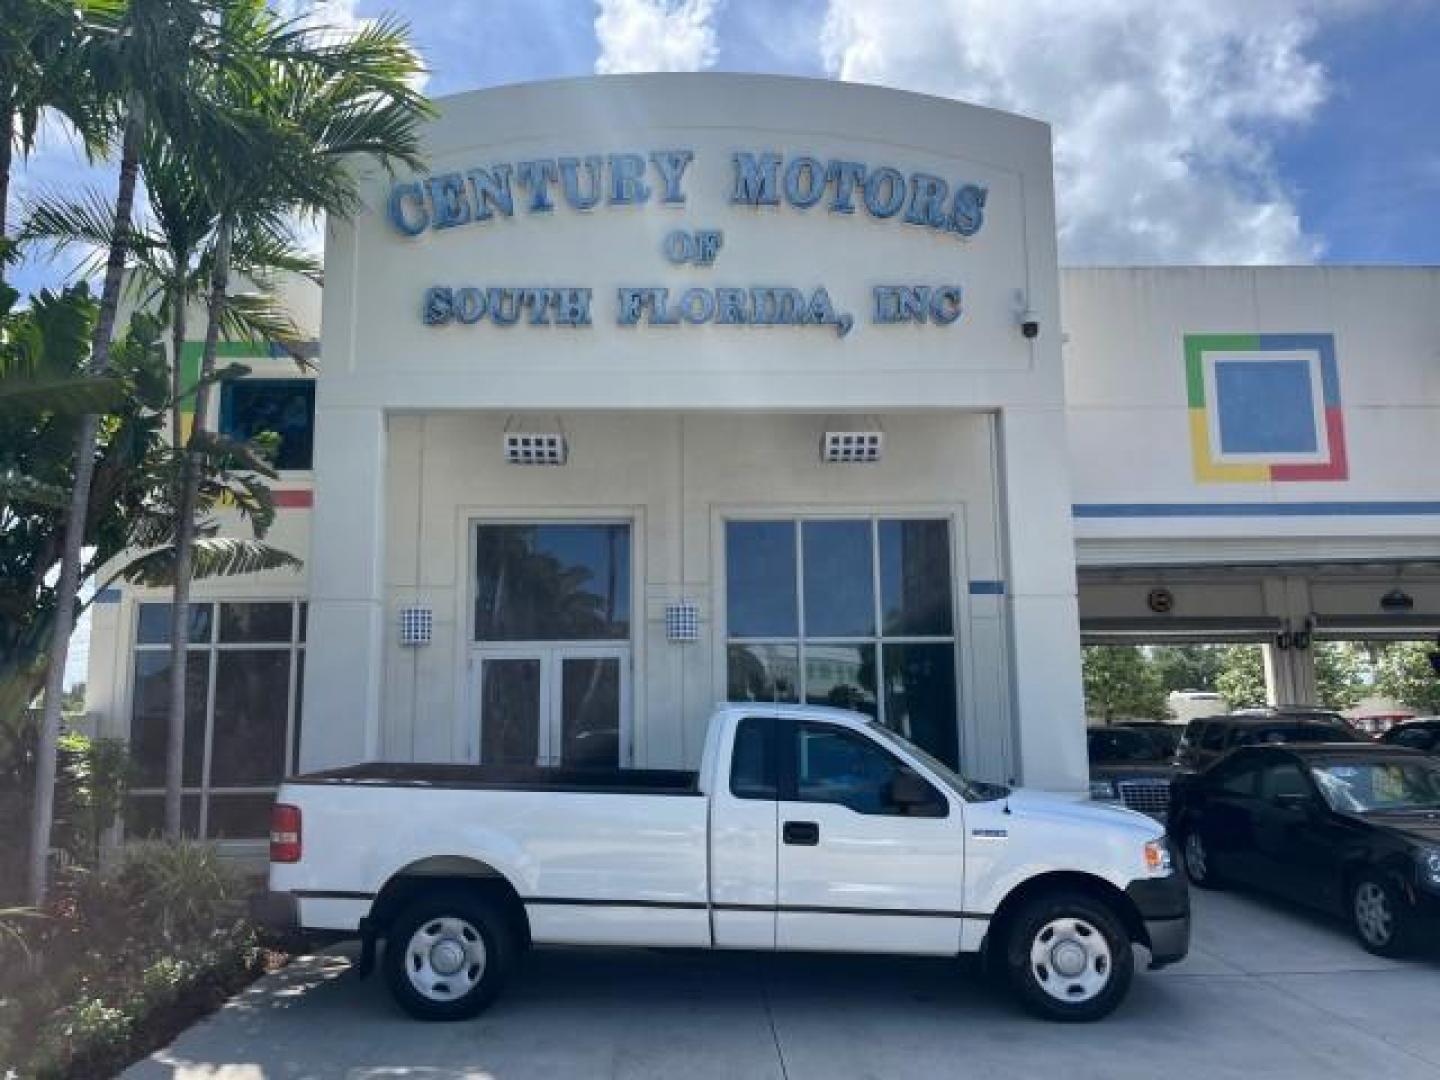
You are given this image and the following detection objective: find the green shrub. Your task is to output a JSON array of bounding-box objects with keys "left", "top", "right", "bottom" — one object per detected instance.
[{"left": 107, "top": 840, "right": 244, "bottom": 944}]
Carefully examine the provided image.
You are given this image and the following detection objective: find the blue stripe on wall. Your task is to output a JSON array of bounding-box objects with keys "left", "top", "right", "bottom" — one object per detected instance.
[
  {"left": 1073, "top": 501, "right": 1440, "bottom": 519},
  {"left": 94, "top": 588, "right": 122, "bottom": 604},
  {"left": 968, "top": 580, "right": 1006, "bottom": 595}
]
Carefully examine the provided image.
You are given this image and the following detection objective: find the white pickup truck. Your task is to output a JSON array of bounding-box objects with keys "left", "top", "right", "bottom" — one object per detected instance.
[{"left": 259, "top": 704, "right": 1188, "bottom": 1022}]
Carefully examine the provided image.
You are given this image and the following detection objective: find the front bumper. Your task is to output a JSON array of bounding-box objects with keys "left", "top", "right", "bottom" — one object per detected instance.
[{"left": 1126, "top": 872, "right": 1191, "bottom": 968}]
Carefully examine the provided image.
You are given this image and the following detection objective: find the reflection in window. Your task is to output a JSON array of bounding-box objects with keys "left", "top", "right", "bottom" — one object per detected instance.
[
  {"left": 218, "top": 379, "right": 316, "bottom": 471},
  {"left": 724, "top": 518, "right": 959, "bottom": 767},
  {"left": 128, "top": 601, "right": 304, "bottom": 840},
  {"left": 474, "top": 524, "right": 630, "bottom": 642}
]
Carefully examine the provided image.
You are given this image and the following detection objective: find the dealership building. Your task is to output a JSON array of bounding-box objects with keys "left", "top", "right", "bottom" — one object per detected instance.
[{"left": 82, "top": 75, "right": 1440, "bottom": 845}]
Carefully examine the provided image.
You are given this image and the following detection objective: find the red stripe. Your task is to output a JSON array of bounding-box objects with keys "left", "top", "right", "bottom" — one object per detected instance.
[
  {"left": 273, "top": 489, "right": 313, "bottom": 508},
  {"left": 1271, "top": 408, "right": 1348, "bottom": 481}
]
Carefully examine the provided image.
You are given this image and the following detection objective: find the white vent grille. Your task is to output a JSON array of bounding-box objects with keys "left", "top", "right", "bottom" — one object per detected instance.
[
  {"left": 398, "top": 605, "right": 433, "bottom": 646},
  {"left": 821, "top": 430, "right": 884, "bottom": 463},
  {"left": 665, "top": 600, "right": 700, "bottom": 642},
  {"left": 504, "top": 432, "right": 568, "bottom": 466}
]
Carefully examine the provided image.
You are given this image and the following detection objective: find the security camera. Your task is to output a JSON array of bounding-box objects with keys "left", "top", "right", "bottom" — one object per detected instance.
[{"left": 1019, "top": 310, "right": 1039, "bottom": 339}]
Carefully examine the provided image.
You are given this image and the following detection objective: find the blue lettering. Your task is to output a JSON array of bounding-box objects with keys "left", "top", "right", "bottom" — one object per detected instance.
[
  {"left": 930, "top": 286, "right": 963, "bottom": 324},
  {"left": 873, "top": 286, "right": 903, "bottom": 324},
  {"left": 487, "top": 288, "right": 520, "bottom": 326},
  {"left": 949, "top": 184, "right": 988, "bottom": 237},
  {"left": 678, "top": 288, "right": 715, "bottom": 324},
  {"left": 825, "top": 160, "right": 866, "bottom": 214},
  {"left": 904, "top": 173, "right": 949, "bottom": 228},
  {"left": 731, "top": 152, "right": 781, "bottom": 206},
  {"left": 515, "top": 160, "right": 559, "bottom": 212},
  {"left": 863, "top": 167, "right": 906, "bottom": 218},
  {"left": 609, "top": 154, "right": 651, "bottom": 205},
  {"left": 558, "top": 156, "right": 603, "bottom": 210},
  {"left": 617, "top": 288, "right": 648, "bottom": 326},
  {"left": 715, "top": 288, "right": 747, "bottom": 324},
  {"left": 423, "top": 286, "right": 453, "bottom": 324},
  {"left": 454, "top": 287, "right": 485, "bottom": 324},
  {"left": 389, "top": 182, "right": 429, "bottom": 236},
  {"left": 649, "top": 149, "right": 693, "bottom": 204},
  {"left": 427, "top": 173, "right": 471, "bottom": 229},
  {"left": 784, "top": 156, "right": 826, "bottom": 208},
  {"left": 554, "top": 288, "right": 593, "bottom": 326},
  {"left": 466, "top": 165, "right": 514, "bottom": 220}
]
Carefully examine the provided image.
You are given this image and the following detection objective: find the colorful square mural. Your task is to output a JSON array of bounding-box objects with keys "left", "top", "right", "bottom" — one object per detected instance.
[{"left": 1185, "top": 333, "right": 1347, "bottom": 483}]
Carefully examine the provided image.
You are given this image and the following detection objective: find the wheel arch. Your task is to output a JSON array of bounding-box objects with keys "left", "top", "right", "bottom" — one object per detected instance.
[
  {"left": 368, "top": 856, "right": 531, "bottom": 947},
  {"left": 982, "top": 870, "right": 1146, "bottom": 962}
]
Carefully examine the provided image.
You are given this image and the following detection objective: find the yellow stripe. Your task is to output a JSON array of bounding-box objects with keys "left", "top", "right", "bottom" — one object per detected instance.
[{"left": 1190, "top": 409, "right": 1267, "bottom": 483}]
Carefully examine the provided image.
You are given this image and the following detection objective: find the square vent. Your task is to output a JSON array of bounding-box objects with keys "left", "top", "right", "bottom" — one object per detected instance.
[
  {"left": 398, "top": 605, "right": 433, "bottom": 646},
  {"left": 504, "top": 432, "right": 568, "bottom": 466},
  {"left": 665, "top": 600, "right": 700, "bottom": 642},
  {"left": 821, "top": 430, "right": 884, "bottom": 464}
]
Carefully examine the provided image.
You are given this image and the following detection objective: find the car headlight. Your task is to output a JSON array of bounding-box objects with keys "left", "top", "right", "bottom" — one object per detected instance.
[
  {"left": 1417, "top": 848, "right": 1440, "bottom": 889},
  {"left": 1145, "top": 838, "right": 1173, "bottom": 874},
  {"left": 1090, "top": 779, "right": 1117, "bottom": 800}
]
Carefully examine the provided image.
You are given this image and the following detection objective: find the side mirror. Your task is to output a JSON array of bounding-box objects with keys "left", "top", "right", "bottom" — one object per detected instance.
[{"left": 890, "top": 769, "right": 942, "bottom": 815}]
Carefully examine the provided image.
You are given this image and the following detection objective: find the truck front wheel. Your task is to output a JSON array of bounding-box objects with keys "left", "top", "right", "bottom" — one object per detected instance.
[
  {"left": 383, "top": 890, "right": 517, "bottom": 1021},
  {"left": 1003, "top": 891, "right": 1134, "bottom": 1022}
]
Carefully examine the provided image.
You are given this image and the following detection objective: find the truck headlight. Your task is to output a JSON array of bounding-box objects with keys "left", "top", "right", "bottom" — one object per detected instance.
[
  {"left": 1090, "top": 779, "right": 1117, "bottom": 800},
  {"left": 1418, "top": 848, "right": 1440, "bottom": 889},
  {"left": 1144, "top": 838, "right": 1173, "bottom": 874}
]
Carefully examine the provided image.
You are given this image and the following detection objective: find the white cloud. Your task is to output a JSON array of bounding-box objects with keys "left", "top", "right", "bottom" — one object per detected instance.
[
  {"left": 820, "top": 1, "right": 1377, "bottom": 264},
  {"left": 595, "top": 0, "right": 719, "bottom": 74},
  {"left": 276, "top": 0, "right": 431, "bottom": 92}
]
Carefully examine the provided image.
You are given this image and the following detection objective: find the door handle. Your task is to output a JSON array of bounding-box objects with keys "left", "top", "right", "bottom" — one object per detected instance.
[{"left": 783, "top": 820, "right": 819, "bottom": 846}]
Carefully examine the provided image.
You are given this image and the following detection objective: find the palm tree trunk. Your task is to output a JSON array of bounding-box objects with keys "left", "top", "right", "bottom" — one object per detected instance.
[
  {"left": 163, "top": 216, "right": 230, "bottom": 838},
  {"left": 0, "top": 99, "right": 13, "bottom": 265},
  {"left": 28, "top": 96, "right": 146, "bottom": 906}
]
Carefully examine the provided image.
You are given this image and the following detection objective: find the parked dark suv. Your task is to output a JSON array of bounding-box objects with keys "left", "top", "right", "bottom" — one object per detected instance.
[
  {"left": 1088, "top": 725, "right": 1183, "bottom": 819},
  {"left": 1380, "top": 719, "right": 1440, "bottom": 753},
  {"left": 1176, "top": 708, "right": 1363, "bottom": 772}
]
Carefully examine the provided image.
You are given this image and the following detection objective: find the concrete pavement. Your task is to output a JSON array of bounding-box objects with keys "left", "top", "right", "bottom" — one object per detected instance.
[{"left": 128, "top": 889, "right": 1440, "bottom": 1079}]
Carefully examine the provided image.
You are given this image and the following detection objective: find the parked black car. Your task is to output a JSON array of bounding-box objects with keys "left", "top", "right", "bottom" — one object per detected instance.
[
  {"left": 1087, "top": 726, "right": 1182, "bottom": 819},
  {"left": 1380, "top": 719, "right": 1440, "bottom": 753},
  {"left": 1169, "top": 743, "right": 1440, "bottom": 956},
  {"left": 1175, "top": 708, "right": 1362, "bottom": 772}
]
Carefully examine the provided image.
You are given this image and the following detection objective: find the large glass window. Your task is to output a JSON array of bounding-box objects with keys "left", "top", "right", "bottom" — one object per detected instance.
[
  {"left": 218, "top": 379, "right": 315, "bottom": 471},
  {"left": 127, "top": 600, "right": 305, "bottom": 840},
  {"left": 725, "top": 517, "right": 961, "bottom": 768},
  {"left": 474, "top": 523, "right": 630, "bottom": 641}
]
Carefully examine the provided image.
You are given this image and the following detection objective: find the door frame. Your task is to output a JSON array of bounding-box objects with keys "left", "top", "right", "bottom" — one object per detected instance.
[{"left": 460, "top": 511, "right": 642, "bottom": 765}]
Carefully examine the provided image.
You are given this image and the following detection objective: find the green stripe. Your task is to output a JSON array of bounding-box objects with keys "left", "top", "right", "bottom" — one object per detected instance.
[
  {"left": 177, "top": 340, "right": 271, "bottom": 413},
  {"left": 1184, "top": 333, "right": 1259, "bottom": 408}
]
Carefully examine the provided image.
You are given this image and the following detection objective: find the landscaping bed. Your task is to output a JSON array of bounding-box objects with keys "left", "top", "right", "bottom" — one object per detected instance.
[{"left": 0, "top": 843, "right": 290, "bottom": 1079}]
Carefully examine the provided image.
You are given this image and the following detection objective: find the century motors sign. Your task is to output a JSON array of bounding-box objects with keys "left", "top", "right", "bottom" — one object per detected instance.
[{"left": 386, "top": 150, "right": 989, "bottom": 338}]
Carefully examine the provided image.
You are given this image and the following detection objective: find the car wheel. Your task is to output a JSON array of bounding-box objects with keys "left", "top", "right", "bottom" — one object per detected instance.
[
  {"left": 383, "top": 890, "right": 517, "bottom": 1020},
  {"left": 1351, "top": 874, "right": 1415, "bottom": 958},
  {"left": 1180, "top": 828, "right": 1224, "bottom": 889},
  {"left": 1004, "top": 891, "right": 1135, "bottom": 1022}
]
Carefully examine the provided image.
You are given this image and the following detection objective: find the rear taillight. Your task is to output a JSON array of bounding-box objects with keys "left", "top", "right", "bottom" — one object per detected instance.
[{"left": 270, "top": 803, "right": 302, "bottom": 863}]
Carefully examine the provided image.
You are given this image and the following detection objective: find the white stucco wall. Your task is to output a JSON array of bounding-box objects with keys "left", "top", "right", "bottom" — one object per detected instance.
[{"left": 306, "top": 73, "right": 1085, "bottom": 788}]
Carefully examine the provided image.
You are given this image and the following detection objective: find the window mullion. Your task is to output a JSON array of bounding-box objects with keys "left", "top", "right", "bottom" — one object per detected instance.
[
  {"left": 871, "top": 517, "right": 886, "bottom": 730},
  {"left": 795, "top": 521, "right": 806, "bottom": 705}
]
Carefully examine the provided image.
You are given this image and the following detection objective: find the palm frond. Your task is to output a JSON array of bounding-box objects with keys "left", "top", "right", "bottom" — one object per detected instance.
[
  {"left": 120, "top": 537, "right": 302, "bottom": 586},
  {"left": 0, "top": 468, "right": 72, "bottom": 508},
  {"left": 0, "top": 372, "right": 123, "bottom": 417}
]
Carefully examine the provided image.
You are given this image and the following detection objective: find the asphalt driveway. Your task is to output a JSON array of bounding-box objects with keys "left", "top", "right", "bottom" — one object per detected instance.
[{"left": 128, "top": 888, "right": 1440, "bottom": 1079}]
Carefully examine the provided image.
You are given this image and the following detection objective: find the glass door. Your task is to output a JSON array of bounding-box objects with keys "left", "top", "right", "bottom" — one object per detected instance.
[{"left": 472, "top": 647, "right": 629, "bottom": 767}]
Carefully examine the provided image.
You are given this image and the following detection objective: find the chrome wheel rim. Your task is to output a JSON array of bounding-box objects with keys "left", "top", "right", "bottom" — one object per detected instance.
[
  {"left": 405, "top": 916, "right": 487, "bottom": 1002},
  {"left": 1354, "top": 882, "right": 1393, "bottom": 947},
  {"left": 1029, "top": 917, "right": 1112, "bottom": 1004},
  {"left": 1184, "top": 832, "right": 1208, "bottom": 881}
]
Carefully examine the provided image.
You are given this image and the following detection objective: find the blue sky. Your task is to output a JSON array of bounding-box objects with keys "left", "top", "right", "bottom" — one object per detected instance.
[{"left": 13, "top": 0, "right": 1440, "bottom": 306}]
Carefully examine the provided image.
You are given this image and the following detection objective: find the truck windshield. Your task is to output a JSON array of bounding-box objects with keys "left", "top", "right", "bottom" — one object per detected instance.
[{"left": 863, "top": 721, "right": 1010, "bottom": 802}]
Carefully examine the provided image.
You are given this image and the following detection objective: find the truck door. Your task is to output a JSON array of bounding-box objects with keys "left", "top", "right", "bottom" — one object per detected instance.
[
  {"left": 775, "top": 719, "right": 965, "bottom": 955},
  {"left": 709, "top": 716, "right": 780, "bottom": 949}
]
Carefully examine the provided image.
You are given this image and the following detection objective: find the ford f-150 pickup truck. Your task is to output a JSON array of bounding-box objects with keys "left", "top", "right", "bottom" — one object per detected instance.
[{"left": 260, "top": 704, "right": 1189, "bottom": 1022}]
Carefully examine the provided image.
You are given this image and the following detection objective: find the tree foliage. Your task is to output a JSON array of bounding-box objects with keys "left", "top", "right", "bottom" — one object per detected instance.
[
  {"left": 1373, "top": 641, "right": 1440, "bottom": 715},
  {"left": 1082, "top": 646, "right": 1168, "bottom": 722}
]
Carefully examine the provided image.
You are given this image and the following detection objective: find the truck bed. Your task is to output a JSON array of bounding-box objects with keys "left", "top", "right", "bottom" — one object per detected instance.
[{"left": 288, "top": 762, "right": 701, "bottom": 796}]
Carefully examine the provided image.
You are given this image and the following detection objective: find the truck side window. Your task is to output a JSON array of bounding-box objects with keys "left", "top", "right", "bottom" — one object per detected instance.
[
  {"left": 794, "top": 722, "right": 944, "bottom": 816},
  {"left": 730, "top": 718, "right": 778, "bottom": 799}
]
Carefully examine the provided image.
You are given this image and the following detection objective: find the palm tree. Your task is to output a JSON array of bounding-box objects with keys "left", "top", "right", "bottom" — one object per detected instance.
[
  {"left": 27, "top": 0, "right": 240, "bottom": 904},
  {"left": 153, "top": 0, "right": 427, "bottom": 838}
]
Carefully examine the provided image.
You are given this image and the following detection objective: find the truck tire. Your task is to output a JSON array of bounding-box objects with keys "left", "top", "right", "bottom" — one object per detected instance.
[
  {"left": 1178, "top": 827, "right": 1225, "bottom": 890},
  {"left": 1003, "top": 890, "right": 1134, "bottom": 1022},
  {"left": 383, "top": 889, "right": 517, "bottom": 1021}
]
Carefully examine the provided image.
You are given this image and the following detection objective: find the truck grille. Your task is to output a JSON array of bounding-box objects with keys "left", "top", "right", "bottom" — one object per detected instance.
[{"left": 1116, "top": 779, "right": 1171, "bottom": 818}]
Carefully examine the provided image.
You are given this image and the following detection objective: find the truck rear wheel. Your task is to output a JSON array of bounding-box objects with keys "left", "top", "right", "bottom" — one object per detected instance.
[
  {"left": 1003, "top": 890, "right": 1134, "bottom": 1022},
  {"left": 383, "top": 890, "right": 516, "bottom": 1021}
]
